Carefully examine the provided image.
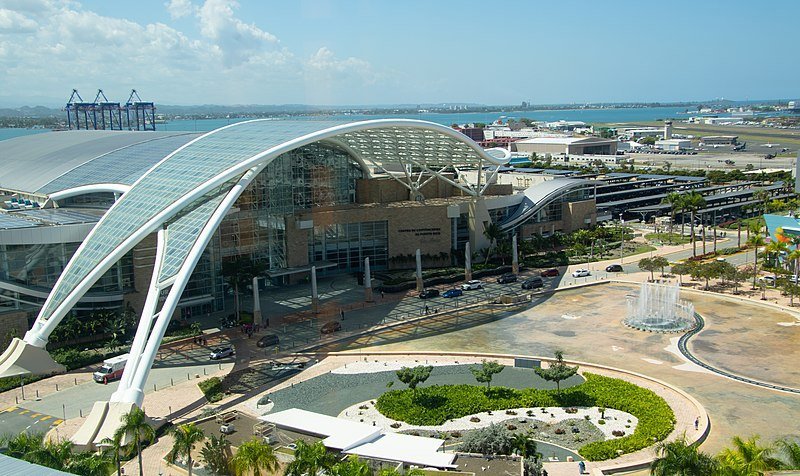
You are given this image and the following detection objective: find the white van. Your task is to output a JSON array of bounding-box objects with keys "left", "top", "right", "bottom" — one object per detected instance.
[{"left": 93, "top": 353, "right": 129, "bottom": 383}]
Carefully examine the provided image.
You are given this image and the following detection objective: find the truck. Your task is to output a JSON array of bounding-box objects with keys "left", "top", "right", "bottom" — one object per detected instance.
[{"left": 93, "top": 353, "right": 129, "bottom": 383}]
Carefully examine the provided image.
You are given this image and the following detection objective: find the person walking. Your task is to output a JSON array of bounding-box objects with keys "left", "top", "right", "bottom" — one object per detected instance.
[
  {"left": 695, "top": 416, "right": 700, "bottom": 430},
  {"left": 340, "top": 309, "right": 345, "bottom": 320},
  {"left": 579, "top": 460, "right": 586, "bottom": 474}
]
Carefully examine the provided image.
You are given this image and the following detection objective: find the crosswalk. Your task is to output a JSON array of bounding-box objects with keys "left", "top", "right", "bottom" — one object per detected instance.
[{"left": 1, "top": 406, "right": 63, "bottom": 427}]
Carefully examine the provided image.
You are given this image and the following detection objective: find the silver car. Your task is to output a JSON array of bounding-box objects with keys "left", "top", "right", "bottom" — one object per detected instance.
[
  {"left": 210, "top": 346, "right": 234, "bottom": 360},
  {"left": 461, "top": 279, "right": 484, "bottom": 290}
]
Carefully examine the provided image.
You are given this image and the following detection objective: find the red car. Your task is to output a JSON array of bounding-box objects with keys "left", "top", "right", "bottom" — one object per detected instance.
[{"left": 540, "top": 268, "right": 560, "bottom": 277}]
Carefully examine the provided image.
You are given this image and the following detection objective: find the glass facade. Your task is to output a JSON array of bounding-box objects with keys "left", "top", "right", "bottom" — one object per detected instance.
[{"left": 309, "top": 220, "right": 388, "bottom": 273}]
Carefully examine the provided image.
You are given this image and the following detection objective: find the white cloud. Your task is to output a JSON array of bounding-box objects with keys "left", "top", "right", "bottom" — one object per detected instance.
[
  {"left": 0, "top": 0, "right": 382, "bottom": 105},
  {"left": 165, "top": 0, "right": 195, "bottom": 19}
]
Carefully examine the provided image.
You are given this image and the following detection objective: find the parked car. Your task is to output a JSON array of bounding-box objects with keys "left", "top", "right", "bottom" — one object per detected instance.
[
  {"left": 256, "top": 334, "right": 280, "bottom": 348},
  {"left": 419, "top": 288, "right": 440, "bottom": 299},
  {"left": 521, "top": 277, "right": 544, "bottom": 290},
  {"left": 605, "top": 264, "right": 624, "bottom": 273},
  {"left": 210, "top": 346, "right": 234, "bottom": 360},
  {"left": 540, "top": 268, "right": 560, "bottom": 277},
  {"left": 759, "top": 275, "right": 777, "bottom": 286},
  {"left": 496, "top": 273, "right": 518, "bottom": 284},
  {"left": 442, "top": 288, "right": 463, "bottom": 298},
  {"left": 571, "top": 269, "right": 591, "bottom": 278},
  {"left": 321, "top": 321, "right": 342, "bottom": 334},
  {"left": 461, "top": 279, "right": 484, "bottom": 290}
]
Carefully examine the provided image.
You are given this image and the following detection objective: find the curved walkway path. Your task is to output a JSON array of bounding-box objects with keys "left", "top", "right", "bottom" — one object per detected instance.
[{"left": 678, "top": 310, "right": 800, "bottom": 395}]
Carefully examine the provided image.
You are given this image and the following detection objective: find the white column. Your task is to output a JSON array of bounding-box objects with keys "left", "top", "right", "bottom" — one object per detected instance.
[
  {"left": 465, "top": 242, "right": 472, "bottom": 281},
  {"left": 252, "top": 276, "right": 262, "bottom": 327},
  {"left": 311, "top": 266, "right": 319, "bottom": 314},
  {"left": 364, "top": 257, "right": 373, "bottom": 302},
  {"left": 512, "top": 234, "right": 519, "bottom": 274},
  {"left": 415, "top": 248, "right": 423, "bottom": 292}
]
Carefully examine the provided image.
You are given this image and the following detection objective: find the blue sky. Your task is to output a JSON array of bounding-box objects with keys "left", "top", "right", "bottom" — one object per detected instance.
[{"left": 0, "top": 0, "right": 797, "bottom": 106}]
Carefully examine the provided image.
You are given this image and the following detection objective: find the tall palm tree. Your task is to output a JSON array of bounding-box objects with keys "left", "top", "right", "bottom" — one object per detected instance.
[
  {"left": 100, "top": 429, "right": 125, "bottom": 476},
  {"left": 650, "top": 435, "right": 717, "bottom": 476},
  {"left": 116, "top": 406, "right": 155, "bottom": 476},
  {"left": 482, "top": 222, "right": 503, "bottom": 265},
  {"left": 65, "top": 450, "right": 115, "bottom": 476},
  {"left": 661, "top": 192, "right": 684, "bottom": 244},
  {"left": 285, "top": 440, "right": 337, "bottom": 476},
  {"left": 682, "top": 192, "right": 706, "bottom": 257},
  {"left": 716, "top": 435, "right": 783, "bottom": 475},
  {"left": 170, "top": 423, "right": 206, "bottom": 476},
  {"left": 747, "top": 233, "right": 766, "bottom": 289},
  {"left": 766, "top": 240, "right": 788, "bottom": 284},
  {"left": 230, "top": 438, "right": 278, "bottom": 476}
]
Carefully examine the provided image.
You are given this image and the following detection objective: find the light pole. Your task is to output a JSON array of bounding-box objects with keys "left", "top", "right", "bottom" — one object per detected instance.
[{"left": 619, "top": 214, "right": 625, "bottom": 265}]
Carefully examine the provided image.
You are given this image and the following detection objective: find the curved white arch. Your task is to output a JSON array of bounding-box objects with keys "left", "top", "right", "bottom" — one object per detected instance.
[{"left": 48, "top": 183, "right": 131, "bottom": 201}]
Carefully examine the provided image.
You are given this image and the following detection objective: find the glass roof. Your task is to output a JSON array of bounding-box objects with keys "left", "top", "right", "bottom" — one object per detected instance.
[
  {"left": 37, "top": 119, "right": 498, "bottom": 321},
  {"left": 38, "top": 133, "right": 199, "bottom": 194},
  {"left": 0, "top": 212, "right": 35, "bottom": 230}
]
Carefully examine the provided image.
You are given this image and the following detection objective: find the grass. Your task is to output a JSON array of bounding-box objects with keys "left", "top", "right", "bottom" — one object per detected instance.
[{"left": 644, "top": 233, "right": 691, "bottom": 245}]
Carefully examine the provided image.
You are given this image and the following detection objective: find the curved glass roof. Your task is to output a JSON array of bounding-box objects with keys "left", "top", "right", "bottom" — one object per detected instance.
[{"left": 36, "top": 119, "right": 505, "bottom": 322}]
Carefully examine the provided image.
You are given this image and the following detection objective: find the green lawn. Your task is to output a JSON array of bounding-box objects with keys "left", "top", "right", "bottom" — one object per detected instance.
[{"left": 645, "top": 233, "right": 690, "bottom": 245}]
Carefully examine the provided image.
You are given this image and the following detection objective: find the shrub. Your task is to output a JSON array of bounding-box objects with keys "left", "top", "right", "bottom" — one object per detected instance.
[
  {"left": 460, "top": 423, "right": 514, "bottom": 455},
  {"left": 507, "top": 424, "right": 517, "bottom": 431},
  {"left": 505, "top": 410, "right": 517, "bottom": 415},
  {"left": 598, "top": 419, "right": 606, "bottom": 425},
  {"left": 390, "top": 422, "right": 401, "bottom": 429},
  {"left": 612, "top": 430, "right": 625, "bottom": 437},
  {"left": 470, "top": 416, "right": 481, "bottom": 423},
  {"left": 554, "top": 428, "right": 566, "bottom": 435},
  {"left": 198, "top": 377, "right": 224, "bottom": 403},
  {"left": 565, "top": 407, "right": 578, "bottom": 414},
  {"left": 359, "top": 405, "right": 368, "bottom": 410},
  {"left": 450, "top": 431, "right": 462, "bottom": 438}
]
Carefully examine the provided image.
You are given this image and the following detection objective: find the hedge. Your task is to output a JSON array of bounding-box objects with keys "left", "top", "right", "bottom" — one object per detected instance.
[
  {"left": 375, "top": 372, "right": 675, "bottom": 461},
  {"left": 198, "top": 376, "right": 224, "bottom": 402}
]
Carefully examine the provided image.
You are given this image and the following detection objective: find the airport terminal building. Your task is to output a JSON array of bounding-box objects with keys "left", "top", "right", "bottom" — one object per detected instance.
[{"left": 0, "top": 120, "right": 597, "bottom": 340}]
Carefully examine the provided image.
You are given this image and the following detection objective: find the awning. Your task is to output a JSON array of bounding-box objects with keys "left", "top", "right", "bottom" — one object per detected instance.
[{"left": 264, "top": 261, "right": 338, "bottom": 278}]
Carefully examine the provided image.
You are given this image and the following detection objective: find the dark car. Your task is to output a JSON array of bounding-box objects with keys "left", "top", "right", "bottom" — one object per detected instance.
[
  {"left": 496, "top": 273, "right": 518, "bottom": 284},
  {"left": 540, "top": 268, "right": 560, "bottom": 277},
  {"left": 419, "top": 288, "right": 440, "bottom": 299},
  {"left": 256, "top": 334, "right": 280, "bottom": 348},
  {"left": 605, "top": 264, "right": 624, "bottom": 273},
  {"left": 442, "top": 288, "right": 463, "bottom": 298},
  {"left": 521, "top": 276, "right": 544, "bottom": 290},
  {"left": 321, "top": 321, "right": 342, "bottom": 334}
]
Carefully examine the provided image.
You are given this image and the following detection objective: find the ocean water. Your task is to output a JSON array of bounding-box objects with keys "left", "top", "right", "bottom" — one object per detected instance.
[{"left": 0, "top": 105, "right": 693, "bottom": 140}]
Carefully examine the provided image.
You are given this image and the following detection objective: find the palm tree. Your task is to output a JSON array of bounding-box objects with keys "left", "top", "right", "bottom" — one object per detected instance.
[
  {"left": 777, "top": 438, "right": 800, "bottom": 469},
  {"left": 100, "top": 429, "right": 125, "bottom": 476},
  {"left": 170, "top": 423, "right": 205, "bottom": 476},
  {"left": 22, "top": 437, "right": 73, "bottom": 471},
  {"left": 483, "top": 222, "right": 503, "bottom": 265},
  {"left": 716, "top": 435, "right": 783, "bottom": 475},
  {"left": 766, "top": 240, "right": 788, "bottom": 284},
  {"left": 511, "top": 433, "right": 539, "bottom": 458},
  {"left": 285, "top": 440, "right": 336, "bottom": 476},
  {"left": 65, "top": 451, "right": 115, "bottom": 476},
  {"left": 650, "top": 435, "right": 717, "bottom": 476},
  {"left": 747, "top": 233, "right": 766, "bottom": 289},
  {"left": 116, "top": 406, "right": 155, "bottom": 476},
  {"left": 661, "top": 192, "right": 684, "bottom": 244},
  {"left": 331, "top": 455, "right": 373, "bottom": 476},
  {"left": 230, "top": 438, "right": 278, "bottom": 476},
  {"left": 682, "top": 192, "right": 706, "bottom": 257}
]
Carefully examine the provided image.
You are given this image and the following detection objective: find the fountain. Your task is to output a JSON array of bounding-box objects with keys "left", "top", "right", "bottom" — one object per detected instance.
[{"left": 624, "top": 281, "right": 695, "bottom": 333}]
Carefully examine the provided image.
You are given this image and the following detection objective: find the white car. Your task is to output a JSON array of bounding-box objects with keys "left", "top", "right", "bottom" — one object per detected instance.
[
  {"left": 571, "top": 269, "right": 591, "bottom": 278},
  {"left": 461, "top": 279, "right": 484, "bottom": 290}
]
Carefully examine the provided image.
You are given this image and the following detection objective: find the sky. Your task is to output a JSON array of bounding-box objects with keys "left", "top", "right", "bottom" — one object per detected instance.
[{"left": 0, "top": 0, "right": 798, "bottom": 107}]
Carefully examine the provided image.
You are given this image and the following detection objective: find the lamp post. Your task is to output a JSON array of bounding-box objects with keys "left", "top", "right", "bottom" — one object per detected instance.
[{"left": 619, "top": 214, "right": 625, "bottom": 264}]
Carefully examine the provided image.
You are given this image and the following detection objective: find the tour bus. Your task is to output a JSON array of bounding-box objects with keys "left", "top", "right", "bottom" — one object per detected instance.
[{"left": 93, "top": 353, "right": 129, "bottom": 383}]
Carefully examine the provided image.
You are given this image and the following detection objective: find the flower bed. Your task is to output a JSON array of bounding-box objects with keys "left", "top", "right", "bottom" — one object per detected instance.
[{"left": 375, "top": 372, "right": 674, "bottom": 461}]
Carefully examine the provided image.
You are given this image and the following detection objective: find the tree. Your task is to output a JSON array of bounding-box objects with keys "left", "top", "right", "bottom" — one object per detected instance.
[
  {"left": 460, "top": 423, "right": 514, "bottom": 455},
  {"left": 200, "top": 434, "right": 232, "bottom": 476},
  {"left": 330, "top": 455, "right": 373, "bottom": 476},
  {"left": 395, "top": 365, "right": 433, "bottom": 391},
  {"left": 683, "top": 192, "right": 706, "bottom": 258},
  {"left": 670, "top": 262, "right": 696, "bottom": 286},
  {"left": 470, "top": 359, "right": 505, "bottom": 389},
  {"left": 776, "top": 438, "right": 800, "bottom": 469},
  {"left": 661, "top": 193, "right": 684, "bottom": 243},
  {"left": 766, "top": 240, "right": 788, "bottom": 284},
  {"left": 100, "top": 428, "right": 125, "bottom": 476},
  {"left": 284, "top": 440, "right": 336, "bottom": 476},
  {"left": 716, "top": 435, "right": 783, "bottom": 475},
  {"left": 230, "top": 438, "right": 278, "bottom": 476},
  {"left": 784, "top": 281, "right": 800, "bottom": 307},
  {"left": 534, "top": 350, "right": 578, "bottom": 393},
  {"left": 483, "top": 222, "right": 504, "bottom": 265},
  {"left": 651, "top": 256, "right": 670, "bottom": 277},
  {"left": 221, "top": 256, "right": 264, "bottom": 322},
  {"left": 747, "top": 233, "right": 766, "bottom": 289},
  {"left": 65, "top": 451, "right": 115, "bottom": 476},
  {"left": 639, "top": 257, "right": 656, "bottom": 281},
  {"left": 115, "top": 406, "right": 155, "bottom": 476},
  {"left": 511, "top": 433, "right": 539, "bottom": 458},
  {"left": 170, "top": 423, "right": 205, "bottom": 476},
  {"left": 650, "top": 434, "right": 717, "bottom": 476}
]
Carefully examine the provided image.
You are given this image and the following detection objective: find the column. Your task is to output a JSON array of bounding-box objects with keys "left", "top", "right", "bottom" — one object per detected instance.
[
  {"left": 252, "top": 276, "right": 263, "bottom": 327},
  {"left": 415, "top": 248, "right": 423, "bottom": 292},
  {"left": 512, "top": 234, "right": 519, "bottom": 274},
  {"left": 465, "top": 242, "right": 472, "bottom": 281},
  {"left": 311, "top": 266, "right": 319, "bottom": 314},
  {"left": 364, "top": 257, "right": 373, "bottom": 302}
]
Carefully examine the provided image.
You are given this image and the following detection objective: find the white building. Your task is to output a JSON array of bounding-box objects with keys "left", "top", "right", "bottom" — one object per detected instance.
[
  {"left": 655, "top": 139, "right": 692, "bottom": 151},
  {"left": 704, "top": 117, "right": 743, "bottom": 125}
]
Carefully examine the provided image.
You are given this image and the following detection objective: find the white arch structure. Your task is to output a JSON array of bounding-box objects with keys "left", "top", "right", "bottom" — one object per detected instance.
[{"left": 0, "top": 119, "right": 509, "bottom": 445}]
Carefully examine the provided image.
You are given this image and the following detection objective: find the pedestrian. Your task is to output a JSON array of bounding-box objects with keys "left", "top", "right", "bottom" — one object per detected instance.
[
  {"left": 381, "top": 290, "right": 385, "bottom": 299},
  {"left": 579, "top": 461, "right": 586, "bottom": 474},
  {"left": 542, "top": 470, "right": 548, "bottom": 476},
  {"left": 340, "top": 309, "right": 345, "bottom": 320},
  {"left": 695, "top": 417, "right": 700, "bottom": 430},
  {"left": 425, "top": 304, "right": 429, "bottom": 315}
]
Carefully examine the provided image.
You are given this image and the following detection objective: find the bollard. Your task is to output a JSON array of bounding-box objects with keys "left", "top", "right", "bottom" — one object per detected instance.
[
  {"left": 218, "top": 363, "right": 222, "bottom": 370},
  {"left": 36, "top": 389, "right": 39, "bottom": 398},
  {"left": 204, "top": 368, "right": 207, "bottom": 375},
  {"left": 62, "top": 403, "right": 66, "bottom": 421},
  {"left": 80, "top": 409, "right": 83, "bottom": 418},
  {"left": 56, "top": 383, "right": 59, "bottom": 392},
  {"left": 187, "top": 373, "right": 190, "bottom": 381},
  {"left": 154, "top": 383, "right": 157, "bottom": 392},
  {"left": 15, "top": 396, "right": 18, "bottom": 404},
  {"left": 74, "top": 377, "right": 77, "bottom": 385},
  {"left": 171, "top": 378, "right": 174, "bottom": 386},
  {"left": 169, "top": 406, "right": 172, "bottom": 418}
]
